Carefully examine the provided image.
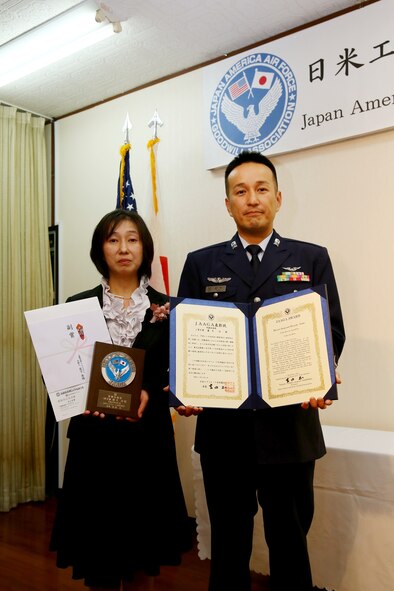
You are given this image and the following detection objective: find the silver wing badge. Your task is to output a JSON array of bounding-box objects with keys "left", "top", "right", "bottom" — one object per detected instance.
[
  {"left": 283, "top": 267, "right": 301, "bottom": 272},
  {"left": 207, "top": 277, "right": 231, "bottom": 284}
]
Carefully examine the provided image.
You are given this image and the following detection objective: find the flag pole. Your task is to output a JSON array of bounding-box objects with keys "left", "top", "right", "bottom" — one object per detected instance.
[{"left": 148, "top": 109, "right": 163, "bottom": 139}]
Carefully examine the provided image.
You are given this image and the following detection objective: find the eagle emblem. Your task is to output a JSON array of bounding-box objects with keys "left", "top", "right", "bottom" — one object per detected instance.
[
  {"left": 209, "top": 53, "right": 297, "bottom": 157},
  {"left": 221, "top": 78, "right": 283, "bottom": 143}
]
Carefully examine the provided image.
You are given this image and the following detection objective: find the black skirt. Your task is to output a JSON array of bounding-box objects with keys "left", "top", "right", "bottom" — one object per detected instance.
[{"left": 50, "top": 409, "right": 192, "bottom": 588}]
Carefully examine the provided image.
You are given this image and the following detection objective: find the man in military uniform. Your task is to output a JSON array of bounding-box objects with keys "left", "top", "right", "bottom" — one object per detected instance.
[{"left": 177, "top": 151, "right": 345, "bottom": 591}]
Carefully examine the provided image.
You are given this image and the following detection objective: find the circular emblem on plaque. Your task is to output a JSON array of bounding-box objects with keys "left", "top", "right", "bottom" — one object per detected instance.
[
  {"left": 101, "top": 351, "right": 136, "bottom": 388},
  {"left": 209, "top": 52, "right": 297, "bottom": 154}
]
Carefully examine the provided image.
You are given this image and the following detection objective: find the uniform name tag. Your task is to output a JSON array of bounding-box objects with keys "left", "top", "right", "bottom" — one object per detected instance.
[{"left": 205, "top": 286, "right": 226, "bottom": 293}]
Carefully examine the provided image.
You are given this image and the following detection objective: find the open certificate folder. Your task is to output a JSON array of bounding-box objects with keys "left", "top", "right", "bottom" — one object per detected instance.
[
  {"left": 25, "top": 297, "right": 112, "bottom": 421},
  {"left": 169, "top": 286, "right": 337, "bottom": 409}
]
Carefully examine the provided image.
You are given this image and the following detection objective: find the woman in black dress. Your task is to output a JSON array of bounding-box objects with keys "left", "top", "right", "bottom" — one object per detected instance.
[{"left": 50, "top": 210, "right": 191, "bottom": 590}]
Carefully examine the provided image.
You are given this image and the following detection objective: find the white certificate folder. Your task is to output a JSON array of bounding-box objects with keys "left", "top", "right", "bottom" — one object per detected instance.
[
  {"left": 169, "top": 285, "right": 337, "bottom": 409},
  {"left": 25, "top": 297, "right": 112, "bottom": 421}
]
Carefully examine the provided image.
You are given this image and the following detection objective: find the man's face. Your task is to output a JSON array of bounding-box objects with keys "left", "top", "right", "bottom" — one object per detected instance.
[{"left": 225, "top": 161, "right": 282, "bottom": 241}]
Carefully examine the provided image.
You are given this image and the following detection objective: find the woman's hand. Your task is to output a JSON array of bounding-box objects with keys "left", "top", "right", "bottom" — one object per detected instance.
[
  {"left": 116, "top": 389, "right": 149, "bottom": 422},
  {"left": 83, "top": 389, "right": 149, "bottom": 421},
  {"left": 136, "top": 389, "right": 149, "bottom": 419},
  {"left": 83, "top": 409, "right": 106, "bottom": 418}
]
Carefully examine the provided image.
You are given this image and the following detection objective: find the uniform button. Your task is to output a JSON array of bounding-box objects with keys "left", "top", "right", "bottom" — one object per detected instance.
[
  {"left": 253, "top": 297, "right": 261, "bottom": 303},
  {"left": 213, "top": 292, "right": 218, "bottom": 298}
]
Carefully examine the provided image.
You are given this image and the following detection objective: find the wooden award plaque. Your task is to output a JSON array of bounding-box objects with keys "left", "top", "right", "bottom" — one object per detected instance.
[{"left": 86, "top": 341, "right": 145, "bottom": 419}]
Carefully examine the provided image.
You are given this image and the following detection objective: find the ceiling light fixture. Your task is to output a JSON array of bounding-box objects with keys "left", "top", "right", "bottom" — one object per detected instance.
[
  {"left": 0, "top": 2, "right": 114, "bottom": 89},
  {"left": 95, "top": 9, "right": 122, "bottom": 33}
]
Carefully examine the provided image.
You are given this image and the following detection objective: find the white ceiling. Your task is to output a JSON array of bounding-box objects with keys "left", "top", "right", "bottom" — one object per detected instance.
[{"left": 0, "top": 0, "right": 364, "bottom": 120}]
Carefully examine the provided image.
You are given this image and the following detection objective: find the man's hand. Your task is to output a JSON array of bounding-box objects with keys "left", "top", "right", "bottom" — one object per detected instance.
[
  {"left": 175, "top": 405, "right": 203, "bottom": 417},
  {"left": 162, "top": 385, "right": 203, "bottom": 416},
  {"left": 301, "top": 370, "right": 342, "bottom": 410},
  {"left": 301, "top": 397, "right": 333, "bottom": 410}
]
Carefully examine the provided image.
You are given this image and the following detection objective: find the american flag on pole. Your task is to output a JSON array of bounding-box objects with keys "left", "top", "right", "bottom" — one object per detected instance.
[
  {"left": 116, "top": 143, "right": 137, "bottom": 211},
  {"left": 228, "top": 73, "right": 249, "bottom": 100}
]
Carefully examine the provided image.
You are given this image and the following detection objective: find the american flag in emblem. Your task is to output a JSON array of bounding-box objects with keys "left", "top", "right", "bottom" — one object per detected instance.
[{"left": 228, "top": 73, "right": 249, "bottom": 100}]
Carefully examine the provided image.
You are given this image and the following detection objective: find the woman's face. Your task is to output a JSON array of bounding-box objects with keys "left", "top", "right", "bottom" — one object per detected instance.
[{"left": 102, "top": 219, "right": 143, "bottom": 279}]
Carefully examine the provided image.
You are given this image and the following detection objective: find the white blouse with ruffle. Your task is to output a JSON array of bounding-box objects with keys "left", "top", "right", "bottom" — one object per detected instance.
[{"left": 101, "top": 276, "right": 150, "bottom": 347}]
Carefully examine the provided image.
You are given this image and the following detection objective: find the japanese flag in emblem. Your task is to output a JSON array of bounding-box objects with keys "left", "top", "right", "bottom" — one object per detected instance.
[{"left": 252, "top": 70, "right": 274, "bottom": 90}]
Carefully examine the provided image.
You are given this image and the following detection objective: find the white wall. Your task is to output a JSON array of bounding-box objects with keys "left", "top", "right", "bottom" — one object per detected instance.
[{"left": 55, "top": 65, "right": 394, "bottom": 515}]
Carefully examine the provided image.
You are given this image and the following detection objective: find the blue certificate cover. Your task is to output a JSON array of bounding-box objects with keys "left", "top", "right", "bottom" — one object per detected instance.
[{"left": 169, "top": 285, "right": 336, "bottom": 409}]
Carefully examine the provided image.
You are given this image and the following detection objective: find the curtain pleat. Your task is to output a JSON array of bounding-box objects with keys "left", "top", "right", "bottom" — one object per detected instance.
[{"left": 0, "top": 106, "right": 53, "bottom": 511}]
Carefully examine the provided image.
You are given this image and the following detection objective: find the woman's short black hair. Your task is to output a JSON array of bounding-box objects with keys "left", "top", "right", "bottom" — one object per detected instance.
[{"left": 90, "top": 210, "right": 154, "bottom": 280}]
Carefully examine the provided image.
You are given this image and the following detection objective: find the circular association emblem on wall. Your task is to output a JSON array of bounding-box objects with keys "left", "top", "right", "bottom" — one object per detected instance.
[
  {"left": 101, "top": 351, "right": 136, "bottom": 388},
  {"left": 210, "top": 53, "right": 297, "bottom": 154}
]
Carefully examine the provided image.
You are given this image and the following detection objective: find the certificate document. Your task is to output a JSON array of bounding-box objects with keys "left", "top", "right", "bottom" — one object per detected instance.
[
  {"left": 25, "top": 297, "right": 112, "bottom": 421},
  {"left": 171, "top": 300, "right": 250, "bottom": 409},
  {"left": 254, "top": 289, "right": 334, "bottom": 407},
  {"left": 169, "top": 286, "right": 336, "bottom": 409}
]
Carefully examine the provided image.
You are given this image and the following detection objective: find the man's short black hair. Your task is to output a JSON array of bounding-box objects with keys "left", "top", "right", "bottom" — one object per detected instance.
[
  {"left": 224, "top": 151, "right": 278, "bottom": 195},
  {"left": 90, "top": 209, "right": 154, "bottom": 279}
]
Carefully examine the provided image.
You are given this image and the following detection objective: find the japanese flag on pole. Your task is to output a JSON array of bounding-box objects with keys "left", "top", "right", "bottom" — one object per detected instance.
[
  {"left": 146, "top": 137, "right": 169, "bottom": 295},
  {"left": 251, "top": 70, "right": 274, "bottom": 90}
]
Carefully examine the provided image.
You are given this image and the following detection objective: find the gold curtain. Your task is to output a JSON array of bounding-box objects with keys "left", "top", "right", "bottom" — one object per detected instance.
[{"left": 0, "top": 106, "right": 53, "bottom": 511}]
